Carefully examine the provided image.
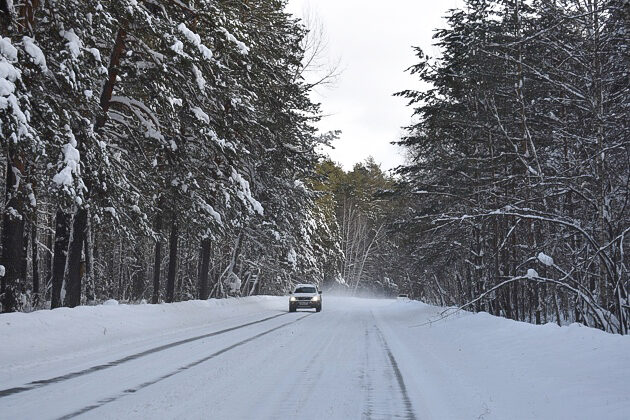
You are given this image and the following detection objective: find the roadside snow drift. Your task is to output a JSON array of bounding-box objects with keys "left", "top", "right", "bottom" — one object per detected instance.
[{"left": 0, "top": 296, "right": 283, "bottom": 375}]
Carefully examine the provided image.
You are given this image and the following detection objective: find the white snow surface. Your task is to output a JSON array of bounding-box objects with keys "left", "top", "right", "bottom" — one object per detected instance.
[
  {"left": 0, "top": 75, "right": 15, "bottom": 96},
  {"left": 170, "top": 39, "right": 183, "bottom": 55},
  {"left": 191, "top": 106, "right": 209, "bottom": 124},
  {"left": 61, "top": 29, "right": 82, "bottom": 59},
  {"left": 191, "top": 63, "right": 205, "bottom": 91},
  {"left": 88, "top": 47, "right": 101, "bottom": 62},
  {"left": 287, "top": 247, "right": 297, "bottom": 265},
  {"left": 220, "top": 27, "right": 249, "bottom": 55},
  {"left": 0, "top": 37, "right": 18, "bottom": 61},
  {"left": 537, "top": 252, "right": 554, "bottom": 266},
  {"left": 177, "top": 23, "right": 213, "bottom": 60},
  {"left": 231, "top": 168, "right": 264, "bottom": 215},
  {"left": 52, "top": 126, "right": 80, "bottom": 187},
  {"left": 1, "top": 297, "right": 628, "bottom": 419},
  {"left": 22, "top": 36, "right": 48, "bottom": 72},
  {"left": 0, "top": 38, "right": 21, "bottom": 101},
  {"left": 198, "top": 200, "right": 222, "bottom": 224}
]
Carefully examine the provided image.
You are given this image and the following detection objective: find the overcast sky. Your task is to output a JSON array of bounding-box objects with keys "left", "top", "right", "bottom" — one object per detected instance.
[{"left": 286, "top": 0, "right": 462, "bottom": 171}]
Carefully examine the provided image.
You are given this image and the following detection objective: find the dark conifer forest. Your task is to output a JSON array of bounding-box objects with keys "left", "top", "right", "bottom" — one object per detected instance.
[
  {"left": 394, "top": 0, "right": 629, "bottom": 334},
  {"left": 1, "top": 0, "right": 333, "bottom": 311}
]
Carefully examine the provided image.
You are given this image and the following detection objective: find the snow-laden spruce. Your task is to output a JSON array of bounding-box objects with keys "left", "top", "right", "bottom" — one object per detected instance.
[{"left": 0, "top": 0, "right": 333, "bottom": 312}]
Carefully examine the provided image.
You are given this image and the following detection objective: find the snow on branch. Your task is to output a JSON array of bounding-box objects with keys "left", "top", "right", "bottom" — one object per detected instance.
[
  {"left": 220, "top": 27, "right": 249, "bottom": 55},
  {"left": 413, "top": 274, "right": 610, "bottom": 332},
  {"left": 22, "top": 36, "right": 47, "bottom": 72},
  {"left": 191, "top": 106, "right": 209, "bottom": 124},
  {"left": 109, "top": 96, "right": 163, "bottom": 141},
  {"left": 0, "top": 37, "right": 33, "bottom": 142},
  {"left": 231, "top": 168, "right": 263, "bottom": 215},
  {"left": 438, "top": 209, "right": 616, "bottom": 278},
  {"left": 52, "top": 126, "right": 85, "bottom": 204},
  {"left": 61, "top": 29, "right": 82, "bottom": 59},
  {"left": 177, "top": 23, "right": 213, "bottom": 60}
]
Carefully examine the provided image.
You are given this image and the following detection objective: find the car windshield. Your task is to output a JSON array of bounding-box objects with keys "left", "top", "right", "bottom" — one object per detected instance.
[{"left": 294, "top": 286, "right": 316, "bottom": 294}]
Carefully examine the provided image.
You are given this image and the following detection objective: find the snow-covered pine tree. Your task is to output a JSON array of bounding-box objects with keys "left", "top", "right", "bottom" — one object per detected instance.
[{"left": 394, "top": 0, "right": 629, "bottom": 333}]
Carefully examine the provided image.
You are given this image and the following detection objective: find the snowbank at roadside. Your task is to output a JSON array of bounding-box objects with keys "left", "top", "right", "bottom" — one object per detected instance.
[
  {"left": 0, "top": 296, "right": 285, "bottom": 372},
  {"left": 377, "top": 299, "right": 630, "bottom": 420}
]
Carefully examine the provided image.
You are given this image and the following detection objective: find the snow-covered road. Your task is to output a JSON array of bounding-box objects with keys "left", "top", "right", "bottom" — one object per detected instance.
[{"left": 2, "top": 296, "right": 629, "bottom": 419}]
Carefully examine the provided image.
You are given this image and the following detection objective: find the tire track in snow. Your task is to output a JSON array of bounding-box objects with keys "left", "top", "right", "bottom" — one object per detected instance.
[
  {"left": 56, "top": 313, "right": 313, "bottom": 420},
  {"left": 274, "top": 343, "right": 327, "bottom": 416},
  {"left": 361, "top": 321, "right": 375, "bottom": 419},
  {"left": 272, "top": 313, "right": 339, "bottom": 417},
  {"left": 372, "top": 313, "right": 417, "bottom": 420},
  {"left": 0, "top": 312, "right": 287, "bottom": 398}
]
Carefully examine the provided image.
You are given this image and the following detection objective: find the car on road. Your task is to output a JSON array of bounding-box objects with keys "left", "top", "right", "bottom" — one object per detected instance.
[{"left": 289, "top": 284, "right": 322, "bottom": 312}]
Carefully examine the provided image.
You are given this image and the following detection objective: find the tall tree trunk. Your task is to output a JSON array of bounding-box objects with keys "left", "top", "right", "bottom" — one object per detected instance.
[
  {"left": 21, "top": 221, "right": 29, "bottom": 288},
  {"left": 117, "top": 239, "right": 123, "bottom": 300},
  {"left": 255, "top": 272, "right": 263, "bottom": 295},
  {"left": 152, "top": 212, "right": 162, "bottom": 304},
  {"left": 0, "top": 0, "right": 41, "bottom": 314},
  {"left": 198, "top": 238, "right": 211, "bottom": 300},
  {"left": 60, "top": 24, "right": 129, "bottom": 307},
  {"left": 95, "top": 27, "right": 127, "bottom": 131},
  {"left": 84, "top": 215, "right": 94, "bottom": 303},
  {"left": 44, "top": 212, "right": 53, "bottom": 300},
  {"left": 165, "top": 214, "right": 178, "bottom": 303},
  {"left": 220, "top": 233, "right": 242, "bottom": 297},
  {"left": 535, "top": 282, "right": 541, "bottom": 325},
  {"left": 31, "top": 215, "right": 39, "bottom": 306},
  {"left": 108, "top": 243, "right": 116, "bottom": 298},
  {"left": 132, "top": 240, "right": 146, "bottom": 301},
  {"left": 63, "top": 208, "right": 87, "bottom": 308},
  {"left": 1, "top": 157, "right": 26, "bottom": 313},
  {"left": 51, "top": 210, "right": 70, "bottom": 309}
]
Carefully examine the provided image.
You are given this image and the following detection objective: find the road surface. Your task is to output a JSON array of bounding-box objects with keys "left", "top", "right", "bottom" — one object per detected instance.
[{"left": 1, "top": 296, "right": 629, "bottom": 419}]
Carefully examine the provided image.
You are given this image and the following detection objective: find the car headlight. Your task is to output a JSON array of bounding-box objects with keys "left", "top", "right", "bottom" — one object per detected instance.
[
  {"left": 290, "top": 296, "right": 296, "bottom": 302},
  {"left": 311, "top": 295, "right": 320, "bottom": 301}
]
